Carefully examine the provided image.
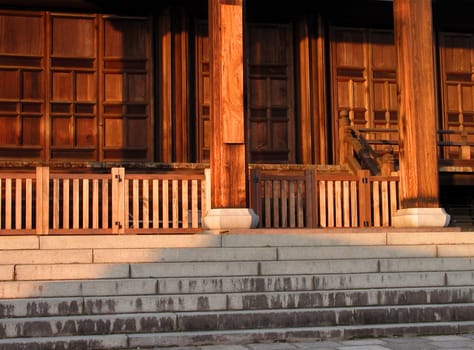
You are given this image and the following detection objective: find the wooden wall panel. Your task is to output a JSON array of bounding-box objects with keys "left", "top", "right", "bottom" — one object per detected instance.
[
  {"left": 0, "top": 11, "right": 44, "bottom": 159},
  {"left": 331, "top": 27, "right": 398, "bottom": 161},
  {"left": 195, "top": 20, "right": 211, "bottom": 162},
  {"left": 0, "top": 10, "right": 152, "bottom": 163},
  {"left": 49, "top": 13, "right": 97, "bottom": 160},
  {"left": 439, "top": 33, "right": 474, "bottom": 159},
  {"left": 0, "top": 12, "right": 43, "bottom": 55},
  {"left": 102, "top": 15, "right": 152, "bottom": 161},
  {"left": 246, "top": 23, "right": 295, "bottom": 163}
]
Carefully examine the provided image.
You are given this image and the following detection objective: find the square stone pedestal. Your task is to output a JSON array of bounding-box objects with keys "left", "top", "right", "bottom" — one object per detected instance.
[
  {"left": 202, "top": 208, "right": 259, "bottom": 230},
  {"left": 392, "top": 207, "right": 451, "bottom": 227}
]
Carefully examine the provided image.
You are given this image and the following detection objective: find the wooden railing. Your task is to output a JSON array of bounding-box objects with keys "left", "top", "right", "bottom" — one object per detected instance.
[
  {"left": 339, "top": 110, "right": 474, "bottom": 174},
  {"left": 438, "top": 130, "right": 474, "bottom": 171},
  {"left": 339, "top": 110, "right": 397, "bottom": 176},
  {"left": 0, "top": 167, "right": 210, "bottom": 234},
  {"left": 249, "top": 167, "right": 400, "bottom": 228}
]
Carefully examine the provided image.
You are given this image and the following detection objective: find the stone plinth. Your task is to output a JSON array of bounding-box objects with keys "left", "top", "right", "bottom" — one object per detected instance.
[
  {"left": 392, "top": 208, "right": 451, "bottom": 228},
  {"left": 202, "top": 208, "right": 259, "bottom": 230}
]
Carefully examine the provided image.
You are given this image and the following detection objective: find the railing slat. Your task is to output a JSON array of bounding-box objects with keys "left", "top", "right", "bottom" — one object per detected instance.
[
  {"left": 133, "top": 179, "right": 139, "bottom": 229},
  {"left": 289, "top": 181, "right": 296, "bottom": 227},
  {"left": 335, "top": 181, "right": 342, "bottom": 227},
  {"left": 102, "top": 179, "right": 109, "bottom": 229},
  {"left": 373, "top": 181, "right": 381, "bottom": 227},
  {"left": 319, "top": 181, "right": 327, "bottom": 228},
  {"left": 381, "top": 181, "right": 389, "bottom": 226},
  {"left": 142, "top": 179, "right": 149, "bottom": 229},
  {"left": 162, "top": 179, "right": 169, "bottom": 229},
  {"left": 273, "top": 180, "right": 279, "bottom": 228},
  {"left": 182, "top": 179, "right": 188, "bottom": 229},
  {"left": 26, "top": 179, "right": 32, "bottom": 229},
  {"left": 6, "top": 178, "right": 11, "bottom": 229},
  {"left": 390, "top": 180, "right": 398, "bottom": 225},
  {"left": 327, "top": 181, "right": 334, "bottom": 227},
  {"left": 343, "top": 181, "right": 350, "bottom": 227},
  {"left": 153, "top": 179, "right": 159, "bottom": 228},
  {"left": 264, "top": 180, "right": 271, "bottom": 228},
  {"left": 92, "top": 179, "right": 99, "bottom": 229},
  {"left": 125, "top": 179, "right": 130, "bottom": 230},
  {"left": 73, "top": 179, "right": 79, "bottom": 229},
  {"left": 297, "top": 180, "right": 304, "bottom": 227},
  {"left": 53, "top": 179, "right": 60, "bottom": 229},
  {"left": 83, "top": 179, "right": 89, "bottom": 229},
  {"left": 15, "top": 179, "right": 22, "bottom": 229},
  {"left": 281, "top": 180, "right": 288, "bottom": 228},
  {"left": 192, "top": 179, "right": 198, "bottom": 228},
  {"left": 350, "top": 181, "right": 358, "bottom": 227},
  {"left": 63, "top": 179, "right": 70, "bottom": 229}
]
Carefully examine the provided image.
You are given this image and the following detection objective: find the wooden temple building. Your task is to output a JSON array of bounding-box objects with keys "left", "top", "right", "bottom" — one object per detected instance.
[{"left": 0, "top": 0, "right": 473, "bottom": 233}]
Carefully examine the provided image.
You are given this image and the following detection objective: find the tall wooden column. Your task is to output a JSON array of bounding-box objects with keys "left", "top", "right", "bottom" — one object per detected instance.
[
  {"left": 392, "top": 0, "right": 450, "bottom": 227},
  {"left": 203, "top": 0, "right": 258, "bottom": 230}
]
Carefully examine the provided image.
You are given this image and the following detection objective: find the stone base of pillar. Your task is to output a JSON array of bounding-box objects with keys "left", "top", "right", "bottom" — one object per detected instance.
[
  {"left": 202, "top": 208, "right": 259, "bottom": 230},
  {"left": 392, "top": 207, "right": 451, "bottom": 228}
]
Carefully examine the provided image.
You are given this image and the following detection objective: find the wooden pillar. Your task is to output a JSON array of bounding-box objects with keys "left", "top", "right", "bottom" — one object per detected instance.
[
  {"left": 392, "top": 0, "right": 450, "bottom": 227},
  {"left": 203, "top": 0, "right": 258, "bottom": 229}
]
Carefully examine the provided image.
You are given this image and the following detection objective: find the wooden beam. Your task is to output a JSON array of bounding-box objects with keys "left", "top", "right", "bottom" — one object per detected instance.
[
  {"left": 208, "top": 0, "right": 246, "bottom": 208},
  {"left": 393, "top": 0, "right": 439, "bottom": 208}
]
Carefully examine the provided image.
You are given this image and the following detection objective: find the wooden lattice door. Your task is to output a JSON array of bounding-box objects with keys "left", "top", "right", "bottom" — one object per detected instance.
[
  {"left": 439, "top": 32, "right": 474, "bottom": 161},
  {"left": 246, "top": 23, "right": 296, "bottom": 163},
  {"left": 0, "top": 10, "right": 152, "bottom": 162},
  {"left": 330, "top": 27, "right": 398, "bottom": 162}
]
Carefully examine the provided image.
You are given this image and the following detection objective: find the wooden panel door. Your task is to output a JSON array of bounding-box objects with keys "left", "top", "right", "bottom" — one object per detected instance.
[
  {"left": 49, "top": 13, "right": 98, "bottom": 160},
  {"left": 330, "top": 27, "right": 398, "bottom": 161},
  {"left": 439, "top": 33, "right": 474, "bottom": 160},
  {"left": 102, "top": 16, "right": 152, "bottom": 161},
  {"left": 0, "top": 10, "right": 152, "bottom": 163},
  {"left": 0, "top": 11, "right": 45, "bottom": 159},
  {"left": 246, "top": 23, "right": 295, "bottom": 163}
]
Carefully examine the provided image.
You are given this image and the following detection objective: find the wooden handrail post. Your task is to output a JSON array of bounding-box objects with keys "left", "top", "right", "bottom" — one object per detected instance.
[
  {"left": 304, "top": 169, "right": 316, "bottom": 228},
  {"left": 35, "top": 166, "right": 49, "bottom": 234},
  {"left": 460, "top": 131, "right": 471, "bottom": 160},
  {"left": 112, "top": 167, "right": 125, "bottom": 234},
  {"left": 204, "top": 167, "right": 211, "bottom": 216},
  {"left": 381, "top": 145, "right": 395, "bottom": 176},
  {"left": 357, "top": 169, "right": 371, "bottom": 227},
  {"left": 339, "top": 109, "right": 351, "bottom": 165}
]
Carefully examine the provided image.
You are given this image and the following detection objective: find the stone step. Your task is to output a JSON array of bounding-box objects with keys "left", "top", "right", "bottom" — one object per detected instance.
[
  {"left": 2, "top": 321, "right": 474, "bottom": 350},
  {"left": 3, "top": 269, "right": 474, "bottom": 299},
  {"left": 2, "top": 286, "right": 474, "bottom": 318},
  {"left": 0, "top": 334, "right": 128, "bottom": 350},
  {"left": 4, "top": 257, "right": 474, "bottom": 281},
  {"left": 1, "top": 229, "right": 473, "bottom": 350},
  {"left": 3, "top": 244, "right": 474, "bottom": 265},
  {"left": 2, "top": 304, "right": 474, "bottom": 339},
  {"left": 1, "top": 230, "right": 470, "bottom": 252},
  {"left": 126, "top": 321, "right": 474, "bottom": 349}
]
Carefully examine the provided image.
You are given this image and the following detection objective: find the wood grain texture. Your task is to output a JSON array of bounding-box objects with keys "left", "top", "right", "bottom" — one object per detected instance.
[
  {"left": 393, "top": 0, "right": 439, "bottom": 208},
  {"left": 209, "top": 0, "right": 246, "bottom": 208}
]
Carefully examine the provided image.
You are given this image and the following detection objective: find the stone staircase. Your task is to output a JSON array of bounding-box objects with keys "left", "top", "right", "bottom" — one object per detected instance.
[{"left": 1, "top": 228, "right": 474, "bottom": 349}]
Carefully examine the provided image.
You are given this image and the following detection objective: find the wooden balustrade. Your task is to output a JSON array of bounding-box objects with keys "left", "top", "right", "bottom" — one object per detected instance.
[
  {"left": 0, "top": 167, "right": 210, "bottom": 234},
  {"left": 0, "top": 162, "right": 448, "bottom": 232},
  {"left": 250, "top": 167, "right": 400, "bottom": 228},
  {"left": 339, "top": 110, "right": 474, "bottom": 174}
]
